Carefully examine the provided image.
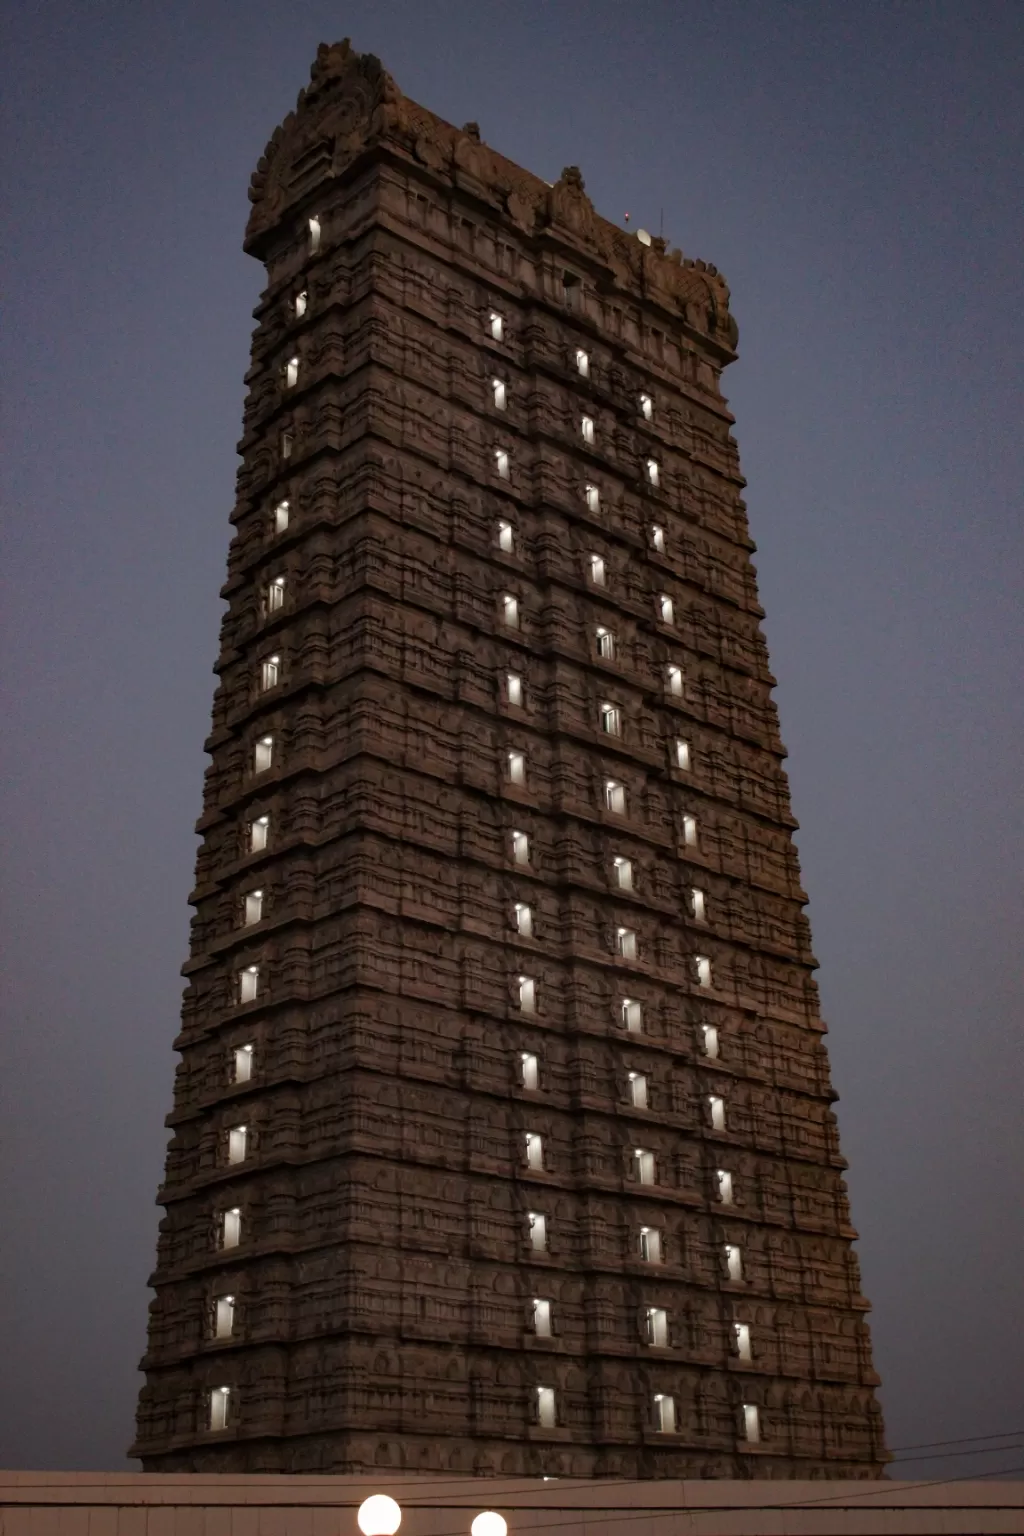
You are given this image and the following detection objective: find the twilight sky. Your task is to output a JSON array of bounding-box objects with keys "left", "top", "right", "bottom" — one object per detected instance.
[{"left": 2, "top": 0, "right": 1022, "bottom": 1482}]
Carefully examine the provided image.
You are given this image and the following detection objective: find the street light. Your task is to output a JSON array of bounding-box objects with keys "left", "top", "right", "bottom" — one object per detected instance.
[
  {"left": 471, "top": 1515, "right": 507, "bottom": 1536},
  {"left": 357, "top": 1497, "right": 402, "bottom": 1536}
]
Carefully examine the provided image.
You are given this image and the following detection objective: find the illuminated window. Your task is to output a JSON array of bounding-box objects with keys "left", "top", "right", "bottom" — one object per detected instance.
[
  {"left": 492, "top": 378, "right": 507, "bottom": 410},
  {"left": 501, "top": 593, "right": 519, "bottom": 628},
  {"left": 266, "top": 576, "right": 286, "bottom": 613},
  {"left": 634, "top": 1148, "right": 655, "bottom": 1185},
  {"left": 616, "top": 927, "right": 637, "bottom": 960},
  {"left": 525, "top": 1131, "right": 544, "bottom": 1169},
  {"left": 520, "top": 1052, "right": 539, "bottom": 1090},
  {"left": 717, "top": 1169, "right": 734, "bottom": 1205},
  {"left": 284, "top": 356, "right": 299, "bottom": 389},
  {"left": 294, "top": 290, "right": 307, "bottom": 318},
  {"left": 604, "top": 779, "right": 626, "bottom": 814},
  {"left": 518, "top": 974, "right": 537, "bottom": 1013},
  {"left": 508, "top": 750, "right": 526, "bottom": 785},
  {"left": 621, "top": 997, "right": 643, "bottom": 1033},
  {"left": 249, "top": 815, "right": 269, "bottom": 853},
  {"left": 734, "top": 1322, "right": 752, "bottom": 1360},
  {"left": 654, "top": 1393, "right": 675, "bottom": 1432},
  {"left": 232, "top": 1044, "right": 253, "bottom": 1083},
  {"left": 658, "top": 594, "right": 675, "bottom": 625},
  {"left": 589, "top": 553, "right": 607, "bottom": 586},
  {"left": 260, "top": 655, "right": 280, "bottom": 691},
  {"left": 238, "top": 965, "right": 260, "bottom": 1004},
  {"left": 497, "top": 519, "right": 514, "bottom": 552},
  {"left": 628, "top": 1071, "right": 648, "bottom": 1109},
  {"left": 645, "top": 457, "right": 659, "bottom": 487},
  {"left": 697, "top": 955, "right": 713, "bottom": 990},
  {"left": 209, "top": 1386, "right": 232, "bottom": 1432},
  {"left": 691, "top": 887, "right": 707, "bottom": 922},
  {"left": 650, "top": 523, "right": 665, "bottom": 553},
  {"left": 274, "top": 499, "right": 290, "bottom": 533},
  {"left": 743, "top": 1404, "right": 761, "bottom": 1444},
  {"left": 596, "top": 625, "right": 615, "bottom": 659},
  {"left": 488, "top": 310, "right": 504, "bottom": 341},
  {"left": 666, "top": 664, "right": 683, "bottom": 696},
  {"left": 214, "top": 1295, "right": 235, "bottom": 1340},
  {"left": 253, "top": 735, "right": 274, "bottom": 774},
  {"left": 575, "top": 348, "right": 590, "bottom": 378},
  {"left": 244, "top": 890, "right": 263, "bottom": 926},
  {"left": 533, "top": 1298, "right": 553, "bottom": 1336},
  {"left": 613, "top": 856, "right": 633, "bottom": 890},
  {"left": 227, "top": 1125, "right": 248, "bottom": 1165},
  {"left": 512, "top": 830, "right": 530, "bottom": 866},
  {"left": 506, "top": 671, "right": 523, "bottom": 706},
  {"left": 600, "top": 702, "right": 622, "bottom": 736},
  {"left": 674, "top": 738, "right": 691, "bottom": 770},
  {"left": 708, "top": 1094, "right": 726, "bottom": 1130},
  {"left": 528, "top": 1211, "right": 547, "bottom": 1251},
  {"left": 683, "top": 814, "right": 698, "bottom": 846},
  {"left": 585, "top": 483, "right": 600, "bottom": 513},
  {"left": 644, "top": 1306, "right": 667, "bottom": 1346},
  {"left": 308, "top": 216, "right": 321, "bottom": 254},
  {"left": 725, "top": 1243, "right": 743, "bottom": 1282},
  {"left": 220, "top": 1208, "right": 241, "bottom": 1250},
  {"left": 640, "top": 392, "right": 653, "bottom": 421},
  {"left": 495, "top": 448, "right": 510, "bottom": 480},
  {"left": 701, "top": 1024, "right": 720, "bottom": 1059},
  {"left": 280, "top": 431, "right": 292, "bottom": 460},
  {"left": 536, "top": 1386, "right": 556, "bottom": 1427},
  {"left": 640, "top": 1225, "right": 662, "bottom": 1263},
  {"left": 514, "top": 902, "right": 533, "bottom": 937},
  {"left": 581, "top": 415, "right": 595, "bottom": 445}
]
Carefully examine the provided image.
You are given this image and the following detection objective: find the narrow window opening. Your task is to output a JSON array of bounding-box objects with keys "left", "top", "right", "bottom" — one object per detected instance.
[
  {"left": 253, "top": 735, "right": 274, "bottom": 774},
  {"left": 683, "top": 814, "right": 698, "bottom": 846},
  {"left": 233, "top": 1044, "right": 254, "bottom": 1084},
  {"left": 640, "top": 1225, "right": 662, "bottom": 1263},
  {"left": 640, "top": 393, "right": 653, "bottom": 421},
  {"left": 267, "top": 576, "right": 286, "bottom": 613},
  {"left": 674, "top": 738, "right": 691, "bottom": 770},
  {"left": 284, "top": 356, "right": 299, "bottom": 389},
  {"left": 595, "top": 624, "right": 615, "bottom": 658},
  {"left": 533, "top": 1298, "right": 553, "bottom": 1337},
  {"left": 209, "top": 1386, "right": 232, "bottom": 1432},
  {"left": 525, "top": 1131, "right": 544, "bottom": 1170},
  {"left": 650, "top": 523, "right": 665, "bottom": 553},
  {"left": 227, "top": 1125, "right": 248, "bottom": 1165},
  {"left": 214, "top": 1295, "right": 235, "bottom": 1340},
  {"left": 575, "top": 348, "right": 590, "bottom": 378},
  {"left": 621, "top": 997, "right": 643, "bottom": 1033},
  {"left": 221, "top": 1208, "right": 242, "bottom": 1250},
  {"left": 506, "top": 671, "right": 523, "bottom": 706},
  {"left": 492, "top": 378, "right": 507, "bottom": 410},
  {"left": 613, "top": 856, "right": 633, "bottom": 890},
  {"left": 294, "top": 290, "right": 308, "bottom": 318},
  {"left": 589, "top": 554, "right": 607, "bottom": 586},
  {"left": 274, "top": 499, "right": 290, "bottom": 534},
  {"left": 654, "top": 1393, "right": 676, "bottom": 1433},
  {"left": 585, "top": 483, "right": 600, "bottom": 514},
  {"left": 616, "top": 926, "right": 637, "bottom": 960},
  {"left": 520, "top": 1052, "right": 539, "bottom": 1090},
  {"left": 507, "top": 750, "right": 526, "bottom": 785},
  {"left": 697, "top": 955, "right": 714, "bottom": 990},
  {"left": 581, "top": 415, "right": 595, "bottom": 446},
  {"left": 634, "top": 1147, "right": 655, "bottom": 1185},
  {"left": 494, "top": 448, "right": 510, "bottom": 481},
  {"left": 244, "top": 890, "right": 264, "bottom": 927},
  {"left": 717, "top": 1169, "right": 734, "bottom": 1205},
  {"left": 488, "top": 310, "right": 504, "bottom": 341},
  {"left": 645, "top": 457, "right": 659, "bottom": 487},
  {"left": 512, "top": 830, "right": 530, "bottom": 866},
  {"left": 743, "top": 1404, "right": 761, "bottom": 1444},
  {"left": 658, "top": 594, "right": 675, "bottom": 625},
  {"left": 666, "top": 664, "right": 683, "bottom": 697},
  {"left": 238, "top": 965, "right": 259, "bottom": 1005},
  {"left": 280, "top": 431, "right": 293, "bottom": 461},
  {"left": 260, "top": 655, "right": 280, "bottom": 691},
  {"left": 600, "top": 702, "right": 622, "bottom": 735},
  {"left": 528, "top": 1211, "right": 547, "bottom": 1251},
  {"left": 725, "top": 1243, "right": 743, "bottom": 1282},
  {"left": 628, "top": 1071, "right": 648, "bottom": 1109},
  {"left": 501, "top": 592, "right": 519, "bottom": 628},
  {"left": 644, "top": 1306, "right": 668, "bottom": 1346},
  {"left": 604, "top": 779, "right": 626, "bottom": 814},
  {"left": 708, "top": 1094, "right": 726, "bottom": 1130},
  {"left": 307, "top": 216, "right": 321, "bottom": 254},
  {"left": 518, "top": 974, "right": 537, "bottom": 1013},
  {"left": 734, "top": 1322, "right": 752, "bottom": 1361},
  {"left": 536, "top": 1386, "right": 556, "bottom": 1427},
  {"left": 249, "top": 815, "right": 269, "bottom": 854},
  {"left": 497, "top": 519, "right": 514, "bottom": 552},
  {"left": 691, "top": 888, "right": 707, "bottom": 923},
  {"left": 514, "top": 902, "right": 533, "bottom": 937},
  {"left": 701, "top": 1024, "right": 720, "bottom": 1059}
]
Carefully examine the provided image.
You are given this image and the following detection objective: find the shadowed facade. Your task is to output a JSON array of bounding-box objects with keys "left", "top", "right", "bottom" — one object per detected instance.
[{"left": 132, "top": 41, "right": 886, "bottom": 1478}]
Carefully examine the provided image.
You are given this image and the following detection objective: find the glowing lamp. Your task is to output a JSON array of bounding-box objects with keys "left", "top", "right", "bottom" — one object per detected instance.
[
  {"left": 357, "top": 1496, "right": 402, "bottom": 1536},
  {"left": 471, "top": 1516, "right": 508, "bottom": 1536}
]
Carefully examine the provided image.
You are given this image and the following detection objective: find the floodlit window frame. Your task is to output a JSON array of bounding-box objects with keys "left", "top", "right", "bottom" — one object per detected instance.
[
  {"left": 249, "top": 815, "right": 270, "bottom": 853},
  {"left": 492, "top": 377, "right": 508, "bottom": 411},
  {"left": 518, "top": 974, "right": 537, "bottom": 1013},
  {"left": 260, "top": 655, "right": 280, "bottom": 692},
  {"left": 507, "top": 749, "right": 526, "bottom": 786},
  {"left": 494, "top": 447, "right": 511, "bottom": 481},
  {"left": 589, "top": 553, "right": 607, "bottom": 586},
  {"left": 512, "top": 829, "right": 530, "bottom": 866},
  {"left": 604, "top": 778, "right": 626, "bottom": 814},
  {"left": 514, "top": 902, "right": 533, "bottom": 937},
  {"left": 621, "top": 997, "right": 643, "bottom": 1033},
  {"left": 613, "top": 855, "right": 633, "bottom": 890},
  {"left": 585, "top": 482, "right": 600, "bottom": 514},
  {"left": 595, "top": 624, "right": 615, "bottom": 658},
  {"left": 581, "top": 414, "right": 595, "bottom": 445},
  {"left": 600, "top": 701, "right": 622, "bottom": 736},
  {"left": 244, "top": 890, "right": 264, "bottom": 927}
]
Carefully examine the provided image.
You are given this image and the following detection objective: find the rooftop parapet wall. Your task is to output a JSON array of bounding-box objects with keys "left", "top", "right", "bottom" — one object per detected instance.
[{"left": 245, "top": 40, "right": 739, "bottom": 359}]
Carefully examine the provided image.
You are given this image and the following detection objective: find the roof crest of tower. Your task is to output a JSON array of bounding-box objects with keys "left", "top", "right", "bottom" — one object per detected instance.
[{"left": 245, "top": 39, "right": 737, "bottom": 353}]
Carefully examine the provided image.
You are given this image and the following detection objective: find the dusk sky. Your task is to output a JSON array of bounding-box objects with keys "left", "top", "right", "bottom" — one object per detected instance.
[{"left": 2, "top": 0, "right": 1021, "bottom": 1481}]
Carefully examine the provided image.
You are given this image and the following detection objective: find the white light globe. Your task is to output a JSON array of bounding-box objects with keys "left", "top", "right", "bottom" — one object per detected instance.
[
  {"left": 358, "top": 1496, "right": 402, "bottom": 1536},
  {"left": 471, "top": 1514, "right": 507, "bottom": 1536}
]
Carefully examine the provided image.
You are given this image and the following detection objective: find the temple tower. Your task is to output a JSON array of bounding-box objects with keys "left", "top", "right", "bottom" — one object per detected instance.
[{"left": 133, "top": 42, "right": 886, "bottom": 1477}]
